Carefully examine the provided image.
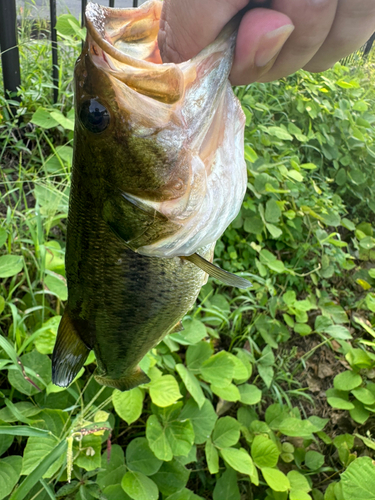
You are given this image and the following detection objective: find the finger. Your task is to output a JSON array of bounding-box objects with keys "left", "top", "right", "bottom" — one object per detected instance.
[
  {"left": 305, "top": 0, "right": 375, "bottom": 72},
  {"left": 256, "top": 0, "right": 338, "bottom": 83},
  {"left": 230, "top": 8, "right": 295, "bottom": 85},
  {"left": 158, "top": 0, "right": 249, "bottom": 64}
]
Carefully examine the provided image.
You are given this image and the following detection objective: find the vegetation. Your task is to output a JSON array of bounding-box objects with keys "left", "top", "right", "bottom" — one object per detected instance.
[{"left": 1, "top": 8, "right": 375, "bottom": 500}]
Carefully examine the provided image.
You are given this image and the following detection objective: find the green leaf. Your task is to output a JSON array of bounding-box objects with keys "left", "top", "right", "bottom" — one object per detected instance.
[
  {"left": 126, "top": 437, "right": 162, "bottom": 476},
  {"left": 49, "top": 111, "right": 74, "bottom": 131},
  {"left": 294, "top": 324, "right": 312, "bottom": 336},
  {"left": 0, "top": 426, "right": 50, "bottom": 437},
  {"left": 10, "top": 439, "right": 67, "bottom": 500},
  {"left": 200, "top": 351, "right": 235, "bottom": 386},
  {"left": 146, "top": 415, "right": 173, "bottom": 461},
  {"left": 352, "top": 387, "right": 375, "bottom": 405},
  {"left": 279, "top": 418, "right": 320, "bottom": 437},
  {"left": 31, "top": 108, "right": 59, "bottom": 129},
  {"left": 267, "top": 126, "right": 293, "bottom": 141},
  {"left": 0, "top": 435, "right": 14, "bottom": 457},
  {"left": 0, "top": 456, "right": 22, "bottom": 500},
  {"left": 179, "top": 399, "right": 217, "bottom": 445},
  {"left": 33, "top": 316, "right": 61, "bottom": 355},
  {"left": 251, "top": 435, "right": 280, "bottom": 468},
  {"left": 0, "top": 228, "right": 7, "bottom": 247},
  {"left": 44, "top": 274, "right": 68, "bottom": 301},
  {"left": 151, "top": 459, "right": 190, "bottom": 496},
  {"left": 205, "top": 439, "right": 219, "bottom": 474},
  {"left": 103, "top": 485, "right": 131, "bottom": 500},
  {"left": 112, "top": 388, "right": 144, "bottom": 424},
  {"left": 97, "top": 445, "right": 126, "bottom": 490},
  {"left": 349, "top": 400, "right": 370, "bottom": 424},
  {"left": 22, "top": 435, "right": 64, "bottom": 478},
  {"left": 169, "top": 319, "right": 206, "bottom": 345},
  {"left": 262, "top": 467, "right": 290, "bottom": 492},
  {"left": 212, "top": 417, "right": 241, "bottom": 448},
  {"left": 0, "top": 255, "right": 23, "bottom": 278},
  {"left": 325, "top": 325, "right": 352, "bottom": 340},
  {"left": 176, "top": 364, "right": 205, "bottom": 408},
  {"left": 238, "top": 384, "right": 262, "bottom": 405},
  {"left": 287, "top": 470, "right": 311, "bottom": 492},
  {"left": 213, "top": 467, "right": 240, "bottom": 500},
  {"left": 327, "top": 397, "right": 355, "bottom": 410},
  {"left": 55, "top": 14, "right": 81, "bottom": 36},
  {"left": 244, "top": 216, "right": 264, "bottom": 234},
  {"left": 334, "top": 371, "right": 362, "bottom": 391},
  {"left": 211, "top": 383, "right": 240, "bottom": 402},
  {"left": 8, "top": 350, "right": 51, "bottom": 396},
  {"left": 244, "top": 144, "right": 258, "bottom": 162},
  {"left": 74, "top": 434, "right": 102, "bottom": 471},
  {"left": 220, "top": 447, "right": 255, "bottom": 478},
  {"left": 341, "top": 457, "right": 375, "bottom": 500},
  {"left": 186, "top": 342, "right": 213, "bottom": 373},
  {"left": 265, "top": 199, "right": 282, "bottom": 223},
  {"left": 166, "top": 419, "right": 195, "bottom": 457},
  {"left": 305, "top": 451, "right": 325, "bottom": 470},
  {"left": 121, "top": 471, "right": 158, "bottom": 500},
  {"left": 149, "top": 375, "right": 182, "bottom": 407}
]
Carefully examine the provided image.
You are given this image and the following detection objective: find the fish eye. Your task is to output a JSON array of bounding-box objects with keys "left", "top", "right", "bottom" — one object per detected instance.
[{"left": 79, "top": 99, "right": 110, "bottom": 133}]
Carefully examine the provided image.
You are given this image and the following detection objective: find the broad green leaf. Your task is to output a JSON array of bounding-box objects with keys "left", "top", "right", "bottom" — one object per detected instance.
[
  {"left": 220, "top": 447, "right": 256, "bottom": 478},
  {"left": 262, "top": 467, "right": 290, "bottom": 492},
  {"left": 0, "top": 255, "right": 23, "bottom": 278},
  {"left": 305, "top": 450, "right": 325, "bottom": 470},
  {"left": 0, "top": 456, "right": 22, "bottom": 500},
  {"left": 44, "top": 274, "right": 68, "bottom": 301},
  {"left": 288, "top": 470, "right": 311, "bottom": 492},
  {"left": 0, "top": 434, "right": 14, "bottom": 457},
  {"left": 244, "top": 216, "right": 264, "bottom": 234},
  {"left": 149, "top": 375, "right": 182, "bottom": 407},
  {"left": 152, "top": 459, "right": 190, "bottom": 496},
  {"left": 97, "top": 444, "right": 126, "bottom": 490},
  {"left": 325, "top": 325, "right": 352, "bottom": 340},
  {"left": 213, "top": 467, "right": 240, "bottom": 500},
  {"left": 341, "top": 457, "right": 375, "bottom": 500},
  {"left": 212, "top": 416, "right": 241, "bottom": 448},
  {"left": 176, "top": 364, "right": 205, "bottom": 408},
  {"left": 251, "top": 435, "right": 280, "bottom": 468},
  {"left": 31, "top": 108, "right": 59, "bottom": 129},
  {"left": 166, "top": 489, "right": 204, "bottom": 500},
  {"left": 211, "top": 383, "right": 240, "bottom": 402},
  {"left": 32, "top": 408, "right": 70, "bottom": 437},
  {"left": 103, "top": 484, "right": 132, "bottom": 500},
  {"left": 33, "top": 316, "right": 61, "bottom": 355},
  {"left": 49, "top": 111, "right": 74, "bottom": 131},
  {"left": 112, "top": 388, "right": 144, "bottom": 424},
  {"left": 10, "top": 439, "right": 67, "bottom": 500},
  {"left": 351, "top": 387, "right": 375, "bottom": 405},
  {"left": 238, "top": 384, "right": 262, "bottom": 405},
  {"left": 294, "top": 324, "right": 312, "bottom": 336},
  {"left": 121, "top": 471, "right": 158, "bottom": 500},
  {"left": 186, "top": 342, "right": 213, "bottom": 373},
  {"left": 74, "top": 434, "right": 102, "bottom": 471},
  {"left": 279, "top": 418, "right": 320, "bottom": 437},
  {"left": 22, "top": 435, "right": 64, "bottom": 478},
  {"left": 349, "top": 400, "right": 370, "bottom": 424},
  {"left": 146, "top": 415, "right": 173, "bottom": 461},
  {"left": 200, "top": 351, "right": 235, "bottom": 386},
  {"left": 334, "top": 371, "right": 362, "bottom": 391},
  {"left": 327, "top": 397, "right": 355, "bottom": 410},
  {"left": 267, "top": 126, "right": 293, "bottom": 140},
  {"left": 205, "top": 439, "right": 219, "bottom": 474},
  {"left": 8, "top": 350, "right": 51, "bottom": 396},
  {"left": 56, "top": 14, "right": 81, "bottom": 36},
  {"left": 169, "top": 318, "right": 207, "bottom": 345},
  {"left": 179, "top": 399, "right": 217, "bottom": 445},
  {"left": 265, "top": 199, "right": 282, "bottom": 223},
  {"left": 166, "top": 419, "right": 195, "bottom": 457},
  {"left": 126, "top": 437, "right": 162, "bottom": 476}
]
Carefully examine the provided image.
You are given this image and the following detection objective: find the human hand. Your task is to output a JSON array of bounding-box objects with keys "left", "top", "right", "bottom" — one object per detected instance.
[{"left": 158, "top": 0, "right": 375, "bottom": 85}]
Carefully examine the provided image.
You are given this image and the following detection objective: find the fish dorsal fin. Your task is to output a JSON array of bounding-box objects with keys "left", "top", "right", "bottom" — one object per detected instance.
[
  {"left": 183, "top": 253, "right": 252, "bottom": 289},
  {"left": 52, "top": 311, "right": 90, "bottom": 388}
]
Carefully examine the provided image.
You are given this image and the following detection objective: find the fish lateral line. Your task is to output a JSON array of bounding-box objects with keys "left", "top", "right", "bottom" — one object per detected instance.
[{"left": 182, "top": 253, "right": 252, "bottom": 289}]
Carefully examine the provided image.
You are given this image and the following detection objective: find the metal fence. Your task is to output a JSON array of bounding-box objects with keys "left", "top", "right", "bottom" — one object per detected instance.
[{"left": 0, "top": 0, "right": 139, "bottom": 107}]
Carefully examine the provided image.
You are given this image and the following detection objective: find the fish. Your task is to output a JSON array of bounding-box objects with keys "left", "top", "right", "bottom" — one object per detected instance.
[{"left": 52, "top": 0, "right": 250, "bottom": 391}]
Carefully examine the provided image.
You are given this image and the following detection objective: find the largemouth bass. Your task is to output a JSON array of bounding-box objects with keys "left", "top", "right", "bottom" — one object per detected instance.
[{"left": 52, "top": 0, "right": 249, "bottom": 391}]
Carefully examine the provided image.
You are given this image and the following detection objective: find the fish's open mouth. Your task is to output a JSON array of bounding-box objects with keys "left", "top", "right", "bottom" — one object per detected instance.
[{"left": 85, "top": 1, "right": 184, "bottom": 103}]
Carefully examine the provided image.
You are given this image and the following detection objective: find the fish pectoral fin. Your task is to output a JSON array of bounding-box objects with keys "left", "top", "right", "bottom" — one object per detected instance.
[
  {"left": 94, "top": 366, "right": 150, "bottom": 391},
  {"left": 52, "top": 310, "right": 90, "bottom": 388},
  {"left": 103, "top": 188, "right": 180, "bottom": 251},
  {"left": 183, "top": 253, "right": 252, "bottom": 289}
]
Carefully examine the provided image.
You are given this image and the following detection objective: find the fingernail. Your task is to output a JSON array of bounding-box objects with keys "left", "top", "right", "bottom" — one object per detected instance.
[{"left": 255, "top": 24, "right": 294, "bottom": 68}]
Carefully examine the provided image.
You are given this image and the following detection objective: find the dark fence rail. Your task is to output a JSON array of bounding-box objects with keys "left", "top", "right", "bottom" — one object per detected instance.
[{"left": 0, "top": 0, "right": 139, "bottom": 108}]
